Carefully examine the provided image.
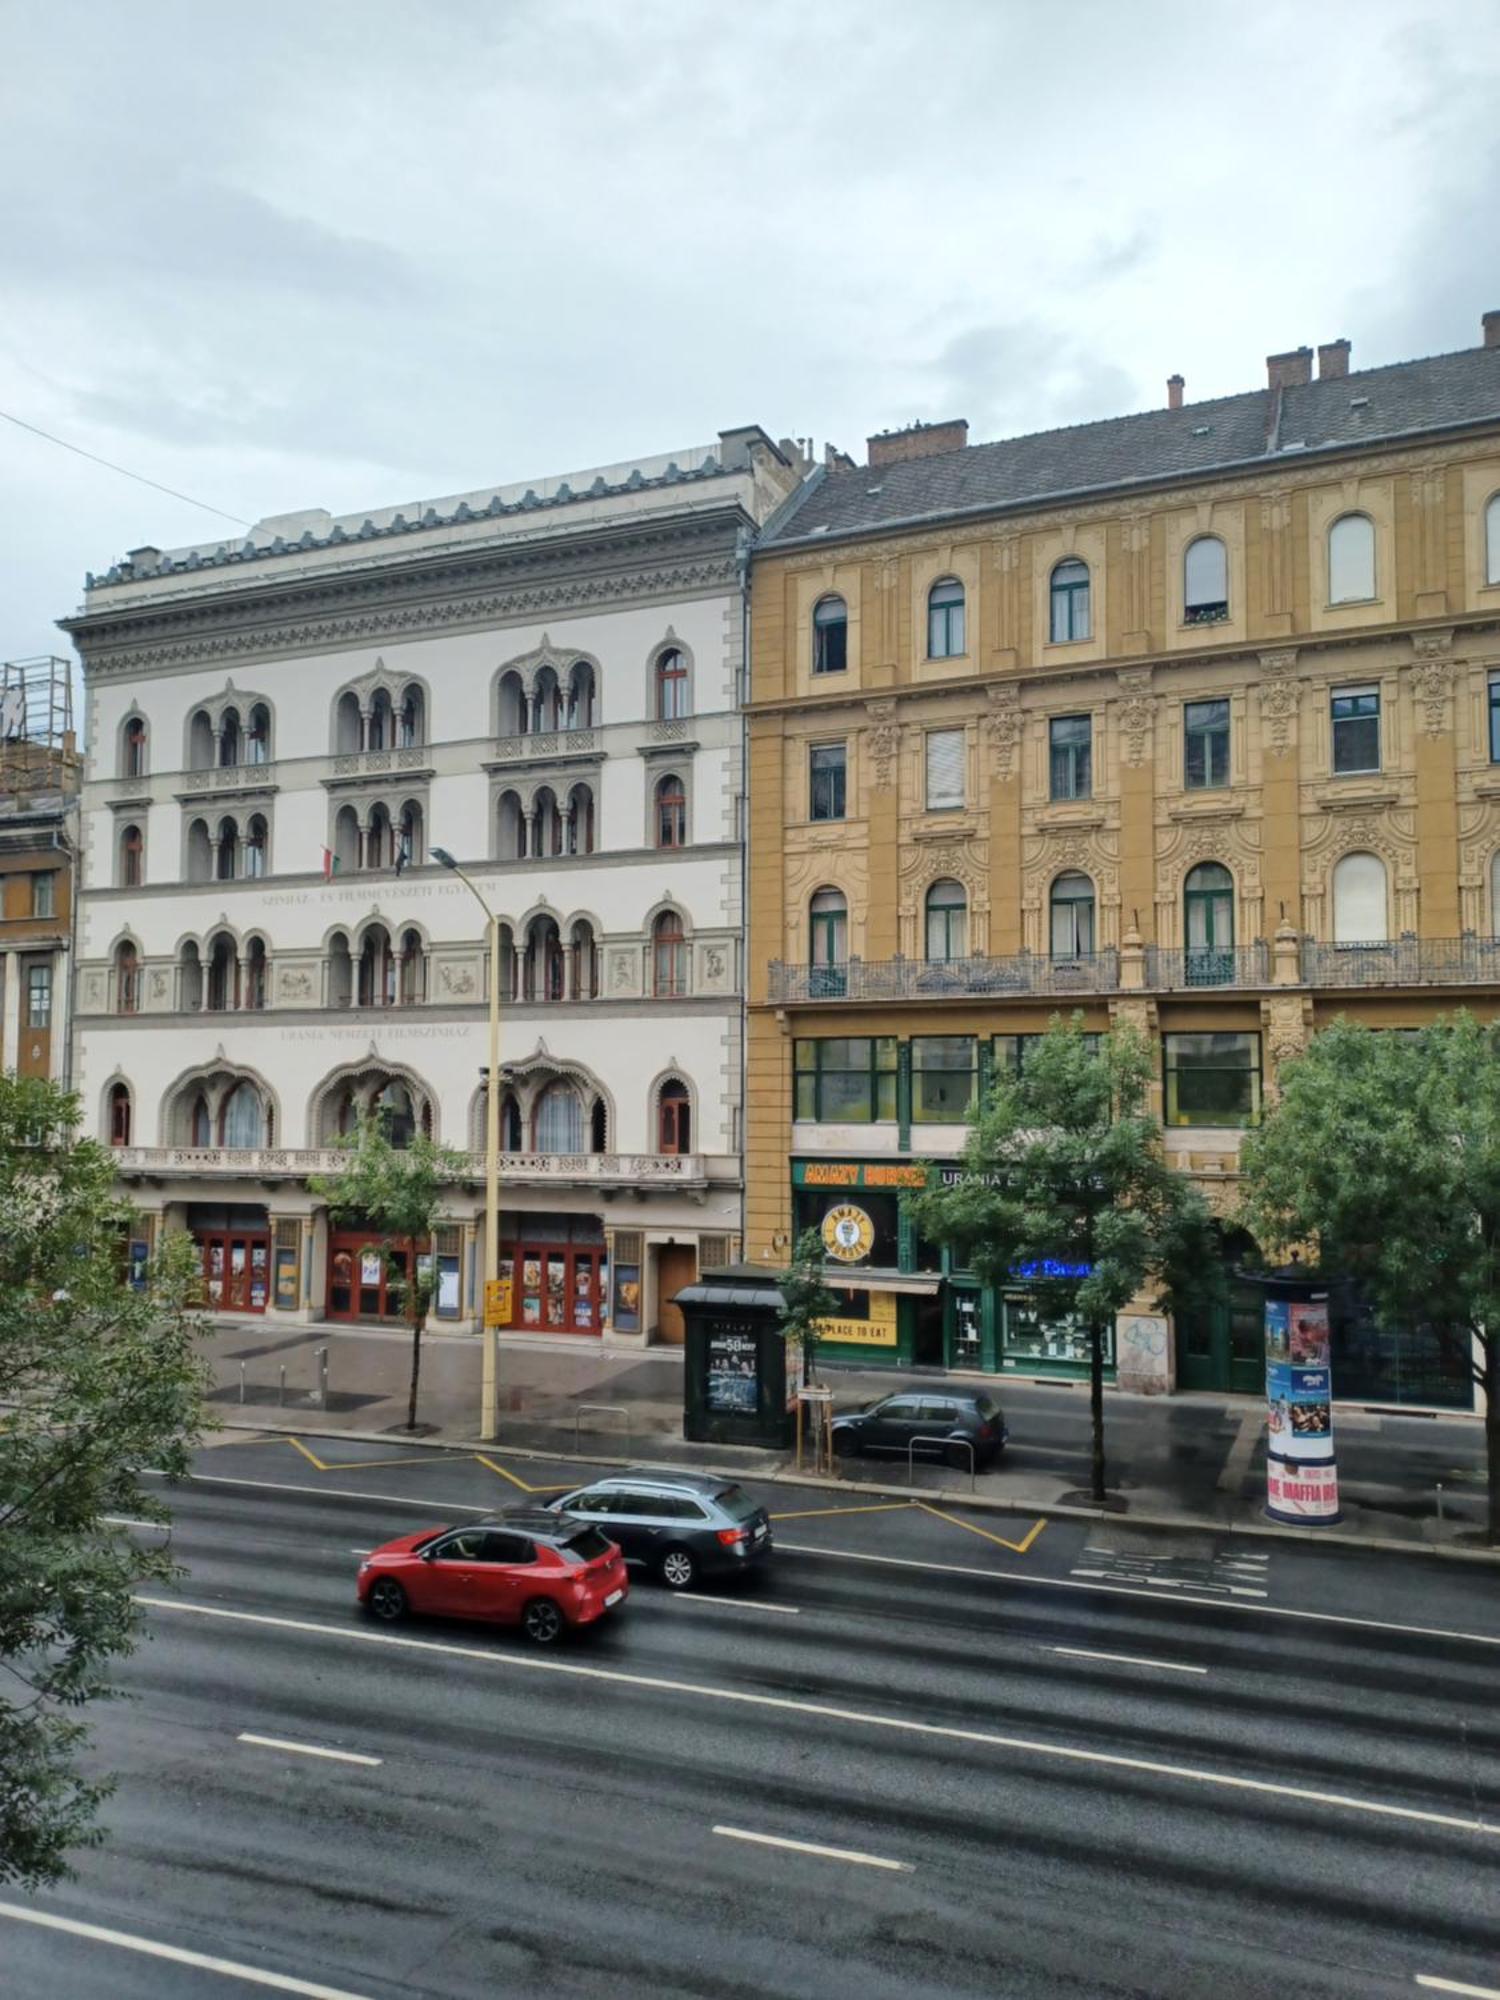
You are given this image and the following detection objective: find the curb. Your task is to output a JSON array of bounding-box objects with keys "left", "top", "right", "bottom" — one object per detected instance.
[{"left": 212, "top": 1413, "right": 1500, "bottom": 1566}]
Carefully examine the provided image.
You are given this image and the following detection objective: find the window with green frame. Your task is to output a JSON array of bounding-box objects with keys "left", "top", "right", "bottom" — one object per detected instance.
[
  {"left": 793, "top": 1038, "right": 898, "bottom": 1122},
  {"left": 911, "top": 1036, "right": 977, "bottom": 1123},
  {"left": 992, "top": 1032, "right": 1100, "bottom": 1079},
  {"left": 1163, "top": 1032, "right": 1262, "bottom": 1127}
]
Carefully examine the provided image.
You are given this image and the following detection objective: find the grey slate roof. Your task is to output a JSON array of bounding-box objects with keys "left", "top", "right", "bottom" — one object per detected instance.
[{"left": 765, "top": 343, "right": 1500, "bottom": 547}]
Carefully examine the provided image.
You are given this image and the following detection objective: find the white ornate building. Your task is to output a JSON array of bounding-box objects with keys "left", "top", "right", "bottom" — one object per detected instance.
[{"left": 64, "top": 427, "right": 808, "bottom": 1341}]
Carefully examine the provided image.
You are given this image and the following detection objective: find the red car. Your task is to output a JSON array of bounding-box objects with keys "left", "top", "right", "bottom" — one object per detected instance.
[{"left": 357, "top": 1508, "right": 628, "bottom": 1645}]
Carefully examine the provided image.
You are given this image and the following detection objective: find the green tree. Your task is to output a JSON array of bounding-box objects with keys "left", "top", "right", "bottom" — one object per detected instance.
[
  {"left": 1240, "top": 1012, "right": 1500, "bottom": 1544},
  {"left": 0, "top": 1073, "right": 207, "bottom": 1888},
  {"left": 777, "top": 1227, "right": 840, "bottom": 1389},
  {"left": 909, "top": 1018, "right": 1220, "bottom": 1504},
  {"left": 310, "top": 1116, "right": 464, "bottom": 1432}
]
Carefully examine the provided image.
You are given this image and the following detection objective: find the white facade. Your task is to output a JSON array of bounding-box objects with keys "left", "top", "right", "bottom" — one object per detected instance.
[{"left": 66, "top": 428, "right": 807, "bottom": 1340}]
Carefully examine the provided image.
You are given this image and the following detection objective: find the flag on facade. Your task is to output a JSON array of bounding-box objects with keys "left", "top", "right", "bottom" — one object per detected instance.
[
  {"left": 322, "top": 848, "right": 341, "bottom": 879},
  {"left": 395, "top": 837, "right": 410, "bottom": 877}
]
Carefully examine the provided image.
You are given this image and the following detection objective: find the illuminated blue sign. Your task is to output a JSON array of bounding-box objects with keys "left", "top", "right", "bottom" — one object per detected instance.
[{"left": 1011, "top": 1259, "right": 1092, "bottom": 1281}]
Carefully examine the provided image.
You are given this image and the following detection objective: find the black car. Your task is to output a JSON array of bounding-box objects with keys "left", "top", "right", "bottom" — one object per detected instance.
[
  {"left": 547, "top": 1470, "right": 772, "bottom": 1589},
  {"left": 831, "top": 1390, "right": 1008, "bottom": 1470}
]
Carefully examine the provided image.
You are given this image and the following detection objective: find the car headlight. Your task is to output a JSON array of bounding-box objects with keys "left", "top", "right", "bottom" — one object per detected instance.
[{"left": 359, "top": 1560, "right": 372, "bottom": 1574}]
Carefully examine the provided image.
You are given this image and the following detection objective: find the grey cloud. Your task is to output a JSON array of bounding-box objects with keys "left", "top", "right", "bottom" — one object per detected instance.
[{"left": 924, "top": 323, "right": 1140, "bottom": 443}]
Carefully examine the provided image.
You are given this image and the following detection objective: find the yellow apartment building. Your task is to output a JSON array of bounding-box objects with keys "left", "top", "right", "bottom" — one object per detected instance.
[{"left": 745, "top": 316, "right": 1500, "bottom": 1409}]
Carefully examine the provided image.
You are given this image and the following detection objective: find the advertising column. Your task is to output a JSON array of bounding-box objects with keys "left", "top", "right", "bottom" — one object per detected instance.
[{"left": 1264, "top": 1288, "right": 1339, "bottom": 1525}]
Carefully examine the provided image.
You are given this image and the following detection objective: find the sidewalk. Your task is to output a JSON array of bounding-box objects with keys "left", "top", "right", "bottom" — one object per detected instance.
[{"left": 204, "top": 1317, "right": 1492, "bottom": 1553}]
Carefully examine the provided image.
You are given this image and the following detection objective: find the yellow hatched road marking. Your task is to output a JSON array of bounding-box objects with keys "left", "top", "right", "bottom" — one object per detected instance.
[
  {"left": 474, "top": 1453, "right": 568, "bottom": 1495},
  {"left": 284, "top": 1437, "right": 330, "bottom": 1472},
  {"left": 917, "top": 1502, "right": 1048, "bottom": 1556}
]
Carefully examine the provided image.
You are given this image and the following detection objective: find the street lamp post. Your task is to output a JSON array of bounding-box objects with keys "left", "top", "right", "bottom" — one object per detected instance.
[{"left": 432, "top": 846, "right": 502, "bottom": 1441}]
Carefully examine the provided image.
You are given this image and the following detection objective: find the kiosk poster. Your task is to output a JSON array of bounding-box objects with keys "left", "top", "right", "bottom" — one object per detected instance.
[
  {"left": 707, "top": 1327, "right": 759, "bottom": 1415},
  {"left": 1265, "top": 1295, "right": 1339, "bottom": 1523}
]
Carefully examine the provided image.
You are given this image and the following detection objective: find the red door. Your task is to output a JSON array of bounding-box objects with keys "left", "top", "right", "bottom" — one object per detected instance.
[
  {"left": 327, "top": 1232, "right": 416, "bottom": 1321},
  {"left": 510, "top": 1245, "right": 606, "bottom": 1334},
  {"left": 199, "top": 1232, "right": 270, "bottom": 1312}
]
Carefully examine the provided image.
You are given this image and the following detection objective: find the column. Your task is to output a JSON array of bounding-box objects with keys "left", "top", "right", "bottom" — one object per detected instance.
[{"left": 0, "top": 948, "right": 18, "bottom": 1072}]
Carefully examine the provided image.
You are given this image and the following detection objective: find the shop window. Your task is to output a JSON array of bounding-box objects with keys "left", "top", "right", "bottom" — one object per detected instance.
[
  {"left": 1049, "top": 559, "right": 1090, "bottom": 643},
  {"left": 1331, "top": 685, "right": 1380, "bottom": 774},
  {"left": 1329, "top": 513, "right": 1376, "bottom": 603},
  {"left": 1001, "top": 1296, "right": 1106, "bottom": 1371},
  {"left": 1184, "top": 535, "right": 1229, "bottom": 624},
  {"left": 655, "top": 647, "right": 689, "bottom": 720},
  {"left": 912, "top": 1036, "right": 977, "bottom": 1123},
  {"left": 925, "top": 878, "right": 967, "bottom": 962},
  {"left": 1049, "top": 872, "right": 1096, "bottom": 959},
  {"left": 657, "top": 1078, "right": 691, "bottom": 1154},
  {"left": 1049, "top": 714, "right": 1091, "bottom": 800},
  {"left": 1184, "top": 698, "right": 1230, "bottom": 789},
  {"left": 1332, "top": 852, "right": 1388, "bottom": 945},
  {"left": 809, "top": 743, "right": 846, "bottom": 822},
  {"left": 924, "top": 728, "right": 965, "bottom": 810},
  {"left": 927, "top": 577, "right": 965, "bottom": 659},
  {"left": 1164, "top": 1032, "right": 1262, "bottom": 1127},
  {"left": 793, "top": 1037, "right": 898, "bottom": 1122},
  {"left": 812, "top": 595, "right": 848, "bottom": 675}
]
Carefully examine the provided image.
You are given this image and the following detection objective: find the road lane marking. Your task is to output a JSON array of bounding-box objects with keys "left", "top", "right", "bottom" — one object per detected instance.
[
  {"left": 713, "top": 1826, "right": 912, "bottom": 1872},
  {"left": 1417, "top": 1978, "right": 1500, "bottom": 1998},
  {"left": 0, "top": 1901, "right": 375, "bottom": 1999},
  {"left": 769, "top": 1501, "right": 918, "bottom": 1522},
  {"left": 134, "top": 1596, "right": 1500, "bottom": 1841},
  {"left": 286, "top": 1437, "right": 330, "bottom": 1471},
  {"left": 661, "top": 1594, "right": 801, "bottom": 1617},
  {"left": 916, "top": 1501, "right": 1047, "bottom": 1555},
  {"left": 1051, "top": 1647, "right": 1207, "bottom": 1676},
  {"left": 775, "top": 1542, "right": 1500, "bottom": 1650},
  {"left": 144, "top": 1469, "right": 495, "bottom": 1513},
  {"left": 103, "top": 1516, "right": 166, "bottom": 1532},
  {"left": 237, "top": 1732, "right": 382, "bottom": 1767}
]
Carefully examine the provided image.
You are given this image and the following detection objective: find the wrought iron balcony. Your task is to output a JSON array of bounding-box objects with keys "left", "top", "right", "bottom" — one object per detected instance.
[
  {"left": 1145, "top": 943, "right": 1270, "bottom": 990},
  {"left": 1300, "top": 935, "right": 1500, "bottom": 989},
  {"left": 768, "top": 951, "right": 1121, "bottom": 1004}
]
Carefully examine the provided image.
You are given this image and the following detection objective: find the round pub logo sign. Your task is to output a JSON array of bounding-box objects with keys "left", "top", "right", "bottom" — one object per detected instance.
[{"left": 821, "top": 1202, "right": 875, "bottom": 1264}]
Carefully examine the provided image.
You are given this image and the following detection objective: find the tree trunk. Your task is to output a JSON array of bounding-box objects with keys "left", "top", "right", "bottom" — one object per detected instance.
[
  {"left": 405, "top": 1235, "right": 423, "bottom": 1432},
  {"left": 1089, "top": 1319, "right": 1107, "bottom": 1505},
  {"left": 1485, "top": 1332, "right": 1500, "bottom": 1547}
]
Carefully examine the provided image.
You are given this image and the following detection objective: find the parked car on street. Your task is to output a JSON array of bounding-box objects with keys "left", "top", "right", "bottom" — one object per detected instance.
[
  {"left": 547, "top": 1470, "right": 772, "bottom": 1589},
  {"left": 831, "top": 1390, "right": 1009, "bottom": 1470},
  {"left": 356, "top": 1507, "right": 628, "bottom": 1644}
]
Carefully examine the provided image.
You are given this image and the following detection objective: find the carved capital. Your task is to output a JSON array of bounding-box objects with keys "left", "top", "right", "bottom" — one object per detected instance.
[
  {"left": 1409, "top": 648, "right": 1455, "bottom": 736},
  {"left": 1115, "top": 667, "right": 1155, "bottom": 768},
  {"left": 983, "top": 681, "right": 1022, "bottom": 780},
  {"left": 864, "top": 698, "right": 900, "bottom": 791}
]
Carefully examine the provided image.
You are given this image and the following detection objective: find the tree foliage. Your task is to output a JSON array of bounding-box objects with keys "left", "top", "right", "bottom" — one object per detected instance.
[
  {"left": 0, "top": 1073, "right": 207, "bottom": 1888},
  {"left": 309, "top": 1117, "right": 465, "bottom": 1431},
  {"left": 1240, "top": 1012, "right": 1500, "bottom": 1542},
  {"left": 777, "top": 1228, "right": 840, "bottom": 1388},
  {"left": 908, "top": 1017, "right": 1221, "bottom": 1502}
]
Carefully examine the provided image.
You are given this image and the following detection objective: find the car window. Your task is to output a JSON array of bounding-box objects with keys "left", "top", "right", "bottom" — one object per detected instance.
[
  {"left": 880, "top": 1399, "right": 920, "bottom": 1422},
  {"left": 557, "top": 1527, "right": 615, "bottom": 1564},
  {"left": 975, "top": 1394, "right": 1000, "bottom": 1419},
  {"left": 481, "top": 1532, "right": 535, "bottom": 1564},
  {"left": 919, "top": 1401, "right": 956, "bottom": 1424},
  {"left": 433, "top": 1529, "right": 485, "bottom": 1560},
  {"left": 623, "top": 1493, "right": 677, "bottom": 1520},
  {"left": 562, "top": 1491, "right": 609, "bottom": 1514},
  {"left": 712, "top": 1485, "right": 760, "bottom": 1523},
  {"left": 668, "top": 1496, "right": 709, "bottom": 1521}
]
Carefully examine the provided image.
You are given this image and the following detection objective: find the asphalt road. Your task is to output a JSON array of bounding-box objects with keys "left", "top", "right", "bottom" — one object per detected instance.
[{"left": 7, "top": 1440, "right": 1500, "bottom": 2000}]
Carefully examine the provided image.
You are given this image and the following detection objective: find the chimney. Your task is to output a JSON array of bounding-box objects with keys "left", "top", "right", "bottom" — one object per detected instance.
[
  {"left": 1266, "top": 347, "right": 1313, "bottom": 392},
  {"left": 1167, "top": 374, "right": 1185, "bottom": 411},
  {"left": 867, "top": 418, "right": 969, "bottom": 469},
  {"left": 1317, "top": 339, "right": 1351, "bottom": 380},
  {"left": 1484, "top": 310, "right": 1500, "bottom": 351}
]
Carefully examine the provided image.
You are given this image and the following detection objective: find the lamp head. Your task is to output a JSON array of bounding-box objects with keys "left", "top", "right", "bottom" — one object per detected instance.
[{"left": 431, "top": 846, "right": 457, "bottom": 869}]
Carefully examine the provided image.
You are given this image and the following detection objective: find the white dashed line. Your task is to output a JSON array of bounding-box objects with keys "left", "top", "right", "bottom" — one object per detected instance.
[
  {"left": 237, "top": 1732, "right": 381, "bottom": 1767},
  {"left": 1051, "top": 1646, "right": 1208, "bottom": 1676},
  {"left": 0, "top": 1902, "right": 375, "bottom": 1999},
  {"left": 714, "top": 1826, "right": 913, "bottom": 1871}
]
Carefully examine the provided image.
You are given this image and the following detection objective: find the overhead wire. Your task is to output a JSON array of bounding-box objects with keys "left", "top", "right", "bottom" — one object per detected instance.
[{"left": 0, "top": 405, "right": 252, "bottom": 528}]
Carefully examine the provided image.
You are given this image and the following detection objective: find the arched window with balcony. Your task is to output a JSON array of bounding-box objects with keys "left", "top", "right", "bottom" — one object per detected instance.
[
  {"left": 533, "top": 1080, "right": 584, "bottom": 1154},
  {"left": 496, "top": 671, "right": 527, "bottom": 738},
  {"left": 570, "top": 919, "right": 598, "bottom": 1000},
  {"left": 500, "top": 1090, "right": 522, "bottom": 1151},
  {"left": 589, "top": 1095, "right": 607, "bottom": 1154},
  {"left": 332, "top": 805, "right": 360, "bottom": 876},
  {"left": 244, "top": 814, "right": 268, "bottom": 879},
  {"left": 399, "top": 928, "right": 426, "bottom": 1005},
  {"left": 221, "top": 1080, "right": 266, "bottom": 1149},
  {"left": 927, "top": 577, "right": 965, "bottom": 659},
  {"left": 397, "top": 800, "right": 423, "bottom": 871},
  {"left": 244, "top": 937, "right": 268, "bottom": 1011},
  {"left": 812, "top": 596, "right": 847, "bottom": 675},
  {"left": 246, "top": 702, "right": 271, "bottom": 764},
  {"left": 334, "top": 690, "right": 363, "bottom": 754},
  {"left": 652, "top": 909, "right": 688, "bottom": 998},
  {"left": 566, "top": 661, "right": 595, "bottom": 729},
  {"left": 925, "top": 879, "right": 967, "bottom": 962},
  {"left": 398, "top": 684, "right": 424, "bottom": 748},
  {"left": 657, "top": 1077, "right": 691, "bottom": 1154},
  {"left": 531, "top": 666, "right": 562, "bottom": 734},
  {"left": 654, "top": 772, "right": 686, "bottom": 849},
  {"left": 218, "top": 708, "right": 241, "bottom": 767},
  {"left": 532, "top": 787, "right": 563, "bottom": 858},
  {"left": 358, "top": 924, "right": 395, "bottom": 1008},
  {"left": 1184, "top": 535, "right": 1229, "bottom": 624},
  {"left": 107, "top": 1081, "right": 132, "bottom": 1147},
  {"left": 206, "top": 932, "right": 239, "bottom": 1012},
  {"left": 367, "top": 687, "right": 392, "bottom": 752},
  {"left": 655, "top": 646, "right": 689, "bottom": 718},
  {"left": 498, "top": 923, "right": 518, "bottom": 1002},
  {"left": 327, "top": 931, "right": 353, "bottom": 1008},
  {"left": 1049, "top": 872, "right": 1096, "bottom": 959},
  {"left": 564, "top": 782, "right": 595, "bottom": 856},
  {"left": 188, "top": 709, "right": 215, "bottom": 770},
  {"left": 214, "top": 816, "right": 238, "bottom": 882},
  {"left": 366, "top": 803, "right": 392, "bottom": 872},
  {"left": 523, "top": 916, "right": 565, "bottom": 1002},
  {"left": 1332, "top": 852, "right": 1388, "bottom": 944},
  {"left": 189, "top": 1091, "right": 212, "bottom": 1146},
  {"left": 496, "top": 790, "right": 526, "bottom": 860},
  {"left": 375, "top": 1080, "right": 417, "bottom": 1148},
  {"left": 186, "top": 817, "right": 211, "bottom": 883},
  {"left": 114, "top": 941, "right": 140, "bottom": 1015},
  {"left": 1329, "top": 513, "right": 1376, "bottom": 604},
  {"left": 809, "top": 886, "right": 848, "bottom": 996},
  {"left": 122, "top": 716, "right": 147, "bottom": 778},
  {"left": 178, "top": 940, "right": 203, "bottom": 1013},
  {"left": 119, "top": 822, "right": 143, "bottom": 888},
  {"left": 1184, "top": 862, "right": 1235, "bottom": 984},
  {"left": 1049, "top": 559, "right": 1091, "bottom": 643}
]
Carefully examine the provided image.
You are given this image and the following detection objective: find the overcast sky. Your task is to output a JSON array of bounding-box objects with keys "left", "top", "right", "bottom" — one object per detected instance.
[{"left": 2, "top": 0, "right": 1497, "bottom": 677}]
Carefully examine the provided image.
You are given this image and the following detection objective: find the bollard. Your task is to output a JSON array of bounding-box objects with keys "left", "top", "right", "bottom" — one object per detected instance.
[
  {"left": 317, "top": 1345, "right": 329, "bottom": 1411},
  {"left": 278, "top": 1364, "right": 286, "bottom": 1409},
  {"left": 1436, "top": 1482, "right": 1445, "bottom": 1524},
  {"left": 238, "top": 1361, "right": 246, "bottom": 1406}
]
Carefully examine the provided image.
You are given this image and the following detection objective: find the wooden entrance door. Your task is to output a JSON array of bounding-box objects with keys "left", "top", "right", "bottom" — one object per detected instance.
[
  {"left": 326, "top": 1232, "right": 414, "bottom": 1322},
  {"left": 655, "top": 1244, "right": 697, "bottom": 1345},
  {"left": 199, "top": 1232, "right": 270, "bottom": 1313}
]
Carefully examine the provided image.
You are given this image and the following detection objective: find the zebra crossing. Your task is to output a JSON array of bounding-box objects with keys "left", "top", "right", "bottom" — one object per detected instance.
[{"left": 1070, "top": 1542, "right": 1270, "bottom": 1598}]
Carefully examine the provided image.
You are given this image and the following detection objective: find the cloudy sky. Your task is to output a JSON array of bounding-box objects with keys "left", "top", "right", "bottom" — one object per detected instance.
[{"left": 2, "top": 0, "right": 1496, "bottom": 674}]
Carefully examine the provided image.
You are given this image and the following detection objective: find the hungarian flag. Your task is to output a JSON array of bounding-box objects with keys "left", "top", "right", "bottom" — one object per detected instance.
[{"left": 322, "top": 848, "right": 341, "bottom": 879}]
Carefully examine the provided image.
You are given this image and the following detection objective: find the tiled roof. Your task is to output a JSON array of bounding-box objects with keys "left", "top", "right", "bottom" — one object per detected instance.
[{"left": 764, "top": 343, "right": 1500, "bottom": 547}]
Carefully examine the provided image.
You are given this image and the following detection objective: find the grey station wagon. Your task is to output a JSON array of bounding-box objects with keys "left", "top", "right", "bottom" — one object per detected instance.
[{"left": 547, "top": 1470, "right": 773, "bottom": 1589}]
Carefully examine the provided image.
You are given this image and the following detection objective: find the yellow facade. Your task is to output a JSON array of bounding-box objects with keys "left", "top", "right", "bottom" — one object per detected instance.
[{"left": 745, "top": 360, "right": 1500, "bottom": 1393}]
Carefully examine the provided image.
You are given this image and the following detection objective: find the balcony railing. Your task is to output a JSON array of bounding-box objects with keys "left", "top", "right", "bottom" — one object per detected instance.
[
  {"left": 112, "top": 1146, "right": 713, "bottom": 1186},
  {"left": 1300, "top": 935, "right": 1500, "bottom": 989},
  {"left": 1145, "top": 943, "right": 1270, "bottom": 990},
  {"left": 492, "top": 728, "right": 599, "bottom": 762},
  {"left": 769, "top": 951, "right": 1120, "bottom": 1003}
]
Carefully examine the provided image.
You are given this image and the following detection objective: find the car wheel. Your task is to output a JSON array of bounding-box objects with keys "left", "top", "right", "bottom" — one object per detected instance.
[
  {"left": 658, "top": 1546, "right": 698, "bottom": 1591},
  {"left": 832, "top": 1430, "right": 858, "bottom": 1458},
  {"left": 366, "top": 1578, "right": 407, "bottom": 1624},
  {"left": 521, "top": 1598, "right": 565, "bottom": 1646}
]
